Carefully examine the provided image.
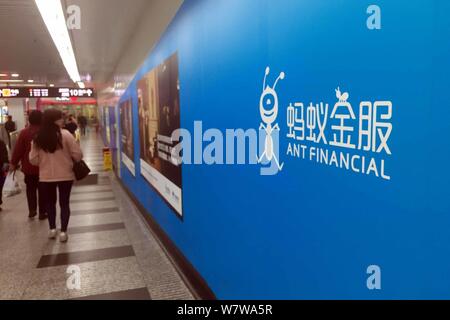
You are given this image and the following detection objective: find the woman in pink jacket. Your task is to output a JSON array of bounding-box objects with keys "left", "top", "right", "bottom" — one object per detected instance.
[{"left": 30, "top": 109, "right": 83, "bottom": 242}]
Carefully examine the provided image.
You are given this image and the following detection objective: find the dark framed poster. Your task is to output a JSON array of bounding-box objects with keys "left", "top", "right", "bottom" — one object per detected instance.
[
  {"left": 120, "top": 99, "right": 135, "bottom": 175},
  {"left": 137, "top": 52, "right": 182, "bottom": 217}
]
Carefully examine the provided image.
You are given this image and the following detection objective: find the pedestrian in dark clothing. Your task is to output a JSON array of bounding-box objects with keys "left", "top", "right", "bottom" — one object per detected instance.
[
  {"left": 10, "top": 110, "right": 46, "bottom": 219},
  {"left": 5, "top": 116, "right": 16, "bottom": 134},
  {"left": 78, "top": 115, "right": 87, "bottom": 136},
  {"left": 4, "top": 115, "right": 16, "bottom": 148},
  {"left": 0, "top": 139, "right": 9, "bottom": 211}
]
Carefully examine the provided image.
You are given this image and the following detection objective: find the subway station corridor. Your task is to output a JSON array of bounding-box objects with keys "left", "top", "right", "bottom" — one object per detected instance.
[
  {"left": 1, "top": 0, "right": 450, "bottom": 308},
  {"left": 0, "top": 132, "right": 193, "bottom": 300}
]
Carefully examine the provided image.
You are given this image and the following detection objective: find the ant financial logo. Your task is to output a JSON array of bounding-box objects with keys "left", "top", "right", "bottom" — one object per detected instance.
[
  {"left": 257, "top": 66, "right": 394, "bottom": 180},
  {"left": 169, "top": 66, "right": 393, "bottom": 179}
]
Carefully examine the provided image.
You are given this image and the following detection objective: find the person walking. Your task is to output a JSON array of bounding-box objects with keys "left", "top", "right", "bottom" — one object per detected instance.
[
  {"left": 78, "top": 115, "right": 87, "bottom": 136},
  {"left": 0, "top": 138, "right": 9, "bottom": 211},
  {"left": 29, "top": 109, "right": 83, "bottom": 242},
  {"left": 4, "top": 115, "right": 17, "bottom": 148},
  {"left": 10, "top": 110, "right": 47, "bottom": 219}
]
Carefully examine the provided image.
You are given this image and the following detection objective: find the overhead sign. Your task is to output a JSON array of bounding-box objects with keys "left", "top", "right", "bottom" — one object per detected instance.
[{"left": 0, "top": 87, "right": 95, "bottom": 98}]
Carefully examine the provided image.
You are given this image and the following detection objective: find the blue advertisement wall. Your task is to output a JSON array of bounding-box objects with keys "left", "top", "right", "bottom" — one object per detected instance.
[{"left": 117, "top": 0, "right": 450, "bottom": 299}]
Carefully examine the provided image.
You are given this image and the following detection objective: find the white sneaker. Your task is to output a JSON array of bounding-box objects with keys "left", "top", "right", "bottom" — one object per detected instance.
[
  {"left": 48, "top": 229, "right": 57, "bottom": 239},
  {"left": 59, "top": 232, "right": 68, "bottom": 243}
]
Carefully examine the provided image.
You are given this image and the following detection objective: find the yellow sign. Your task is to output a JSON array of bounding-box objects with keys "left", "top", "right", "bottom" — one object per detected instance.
[{"left": 103, "top": 148, "right": 112, "bottom": 171}]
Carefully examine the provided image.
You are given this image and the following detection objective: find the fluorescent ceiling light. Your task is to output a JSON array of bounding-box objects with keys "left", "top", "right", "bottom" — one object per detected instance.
[
  {"left": 35, "top": 0, "right": 81, "bottom": 83},
  {"left": 28, "top": 80, "right": 34, "bottom": 83},
  {"left": 101, "top": 86, "right": 115, "bottom": 93},
  {"left": 49, "top": 84, "right": 55, "bottom": 87},
  {"left": 0, "top": 79, "right": 24, "bottom": 83},
  {"left": 77, "top": 81, "right": 85, "bottom": 88},
  {"left": 25, "top": 83, "right": 45, "bottom": 87},
  {"left": 11, "top": 73, "right": 19, "bottom": 77},
  {"left": 0, "top": 74, "right": 7, "bottom": 77}
]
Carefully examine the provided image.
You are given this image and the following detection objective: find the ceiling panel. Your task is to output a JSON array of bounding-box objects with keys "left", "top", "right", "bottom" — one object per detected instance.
[
  {"left": 65, "top": 0, "right": 150, "bottom": 85},
  {"left": 0, "top": 0, "right": 182, "bottom": 90},
  {"left": 0, "top": 0, "right": 71, "bottom": 85}
]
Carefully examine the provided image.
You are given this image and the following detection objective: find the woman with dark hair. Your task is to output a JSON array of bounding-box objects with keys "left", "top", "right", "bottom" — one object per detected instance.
[{"left": 29, "top": 109, "right": 83, "bottom": 242}]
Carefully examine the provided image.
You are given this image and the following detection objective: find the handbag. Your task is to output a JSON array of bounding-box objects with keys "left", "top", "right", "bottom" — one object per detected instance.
[{"left": 73, "top": 160, "right": 91, "bottom": 181}]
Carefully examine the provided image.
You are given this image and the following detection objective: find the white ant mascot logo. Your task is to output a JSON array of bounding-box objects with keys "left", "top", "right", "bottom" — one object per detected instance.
[{"left": 257, "top": 67, "right": 284, "bottom": 174}]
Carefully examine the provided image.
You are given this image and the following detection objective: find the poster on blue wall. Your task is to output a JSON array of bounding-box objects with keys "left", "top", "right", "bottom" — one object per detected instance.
[
  {"left": 120, "top": 99, "right": 135, "bottom": 175},
  {"left": 137, "top": 52, "right": 183, "bottom": 217}
]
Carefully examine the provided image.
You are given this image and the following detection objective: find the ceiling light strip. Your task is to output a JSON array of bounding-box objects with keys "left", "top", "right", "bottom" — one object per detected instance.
[
  {"left": 34, "top": 0, "right": 81, "bottom": 83},
  {"left": 0, "top": 80, "right": 24, "bottom": 83}
]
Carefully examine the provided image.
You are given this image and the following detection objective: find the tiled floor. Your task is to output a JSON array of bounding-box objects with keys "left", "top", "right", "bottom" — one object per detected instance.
[{"left": 0, "top": 131, "right": 194, "bottom": 300}]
